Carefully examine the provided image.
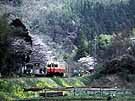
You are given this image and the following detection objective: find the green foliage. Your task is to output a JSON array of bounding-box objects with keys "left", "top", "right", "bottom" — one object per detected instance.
[
  {"left": 0, "top": 79, "right": 34, "bottom": 100},
  {"left": 0, "top": 15, "right": 15, "bottom": 76},
  {"left": 63, "top": 53, "right": 71, "bottom": 61},
  {"left": 132, "top": 28, "right": 135, "bottom": 37},
  {"left": 0, "top": 80, "right": 8, "bottom": 92},
  {"left": 97, "top": 34, "right": 112, "bottom": 49},
  {"left": 36, "top": 79, "right": 58, "bottom": 88},
  {"left": 63, "top": 0, "right": 135, "bottom": 38},
  {"left": 0, "top": 15, "right": 11, "bottom": 46},
  {"left": 52, "top": 78, "right": 70, "bottom": 87},
  {"left": 0, "top": 91, "right": 15, "bottom": 101},
  {"left": 0, "top": 15, "right": 11, "bottom": 34},
  {"left": 51, "top": 78, "right": 84, "bottom": 87},
  {"left": 75, "top": 32, "right": 91, "bottom": 60},
  {"left": 0, "top": 15, "right": 32, "bottom": 76},
  {"left": 0, "top": 78, "right": 85, "bottom": 100}
]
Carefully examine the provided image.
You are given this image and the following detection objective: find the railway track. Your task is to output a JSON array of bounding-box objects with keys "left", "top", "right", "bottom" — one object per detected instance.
[
  {"left": 21, "top": 87, "right": 135, "bottom": 101},
  {"left": 0, "top": 77, "right": 68, "bottom": 80},
  {"left": 23, "top": 86, "right": 133, "bottom": 95},
  {"left": 0, "top": 76, "right": 73, "bottom": 79},
  {"left": 14, "top": 97, "right": 106, "bottom": 101}
]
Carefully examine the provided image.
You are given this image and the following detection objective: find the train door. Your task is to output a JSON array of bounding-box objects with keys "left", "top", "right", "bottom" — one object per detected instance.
[
  {"left": 34, "top": 63, "right": 40, "bottom": 76},
  {"left": 24, "top": 63, "right": 33, "bottom": 75}
]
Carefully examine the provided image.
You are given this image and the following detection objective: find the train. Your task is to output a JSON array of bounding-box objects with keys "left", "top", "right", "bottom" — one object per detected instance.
[
  {"left": 46, "top": 61, "right": 66, "bottom": 77},
  {"left": 22, "top": 61, "right": 67, "bottom": 77},
  {"left": 21, "top": 61, "right": 94, "bottom": 77}
]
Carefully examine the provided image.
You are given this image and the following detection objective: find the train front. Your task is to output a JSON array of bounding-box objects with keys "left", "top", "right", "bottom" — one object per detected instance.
[{"left": 46, "top": 61, "right": 65, "bottom": 77}]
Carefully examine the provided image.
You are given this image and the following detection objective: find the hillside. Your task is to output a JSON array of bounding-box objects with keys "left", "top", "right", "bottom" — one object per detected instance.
[
  {"left": 1, "top": 0, "right": 135, "bottom": 98},
  {"left": 1, "top": 0, "right": 135, "bottom": 61}
]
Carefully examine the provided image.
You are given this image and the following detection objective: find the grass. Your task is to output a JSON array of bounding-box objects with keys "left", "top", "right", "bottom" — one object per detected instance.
[
  {"left": 51, "top": 78, "right": 85, "bottom": 87},
  {"left": 0, "top": 77, "right": 85, "bottom": 100},
  {"left": 1, "top": 77, "right": 135, "bottom": 101},
  {"left": 12, "top": 94, "right": 135, "bottom": 101}
]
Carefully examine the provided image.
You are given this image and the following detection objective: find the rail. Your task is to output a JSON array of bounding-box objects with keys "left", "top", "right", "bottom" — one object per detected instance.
[
  {"left": 23, "top": 86, "right": 135, "bottom": 96},
  {"left": 11, "top": 87, "right": 135, "bottom": 101}
]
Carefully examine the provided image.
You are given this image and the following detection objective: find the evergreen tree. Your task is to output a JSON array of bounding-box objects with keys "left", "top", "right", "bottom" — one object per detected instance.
[{"left": 75, "top": 32, "right": 90, "bottom": 60}]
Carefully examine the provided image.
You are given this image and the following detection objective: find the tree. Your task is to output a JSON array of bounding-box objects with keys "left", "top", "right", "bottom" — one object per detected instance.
[
  {"left": 0, "top": 15, "right": 13, "bottom": 76},
  {"left": 97, "top": 34, "right": 112, "bottom": 50},
  {"left": 74, "top": 32, "right": 90, "bottom": 60},
  {"left": 97, "top": 32, "right": 131, "bottom": 64},
  {"left": 0, "top": 16, "right": 32, "bottom": 76}
]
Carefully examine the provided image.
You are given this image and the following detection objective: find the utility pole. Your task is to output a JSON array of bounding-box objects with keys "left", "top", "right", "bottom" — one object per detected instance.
[
  {"left": 93, "top": 33, "right": 97, "bottom": 70},
  {"left": 92, "top": 16, "right": 99, "bottom": 70}
]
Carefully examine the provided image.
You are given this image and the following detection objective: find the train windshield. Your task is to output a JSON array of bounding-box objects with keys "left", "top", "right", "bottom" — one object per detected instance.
[
  {"left": 47, "top": 63, "right": 58, "bottom": 67},
  {"left": 26, "top": 64, "right": 33, "bottom": 69}
]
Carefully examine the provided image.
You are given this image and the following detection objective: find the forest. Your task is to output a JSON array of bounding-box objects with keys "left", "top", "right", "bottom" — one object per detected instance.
[{"left": 1, "top": 0, "right": 135, "bottom": 100}]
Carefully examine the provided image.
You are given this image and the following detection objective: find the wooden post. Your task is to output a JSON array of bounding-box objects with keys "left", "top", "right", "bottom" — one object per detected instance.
[
  {"left": 123, "top": 89, "right": 126, "bottom": 96},
  {"left": 94, "top": 90, "right": 96, "bottom": 98},
  {"left": 100, "top": 88, "right": 102, "bottom": 97},
  {"left": 74, "top": 87, "right": 76, "bottom": 96},
  {"left": 85, "top": 90, "right": 88, "bottom": 95},
  {"left": 45, "top": 90, "right": 47, "bottom": 97}
]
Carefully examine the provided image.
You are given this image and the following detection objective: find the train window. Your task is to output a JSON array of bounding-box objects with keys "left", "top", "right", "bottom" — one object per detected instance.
[
  {"left": 26, "top": 64, "right": 33, "bottom": 69},
  {"left": 47, "top": 64, "right": 51, "bottom": 67},
  {"left": 55, "top": 64, "right": 58, "bottom": 67},
  {"left": 51, "top": 63, "right": 55, "bottom": 67}
]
